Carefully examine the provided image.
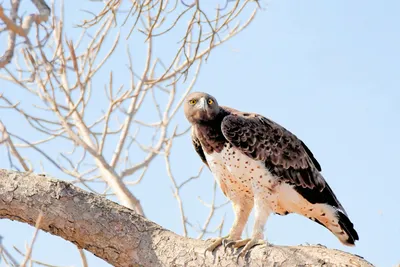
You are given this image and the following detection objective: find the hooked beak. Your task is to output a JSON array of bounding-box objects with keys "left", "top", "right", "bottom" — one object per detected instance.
[{"left": 198, "top": 97, "right": 207, "bottom": 111}]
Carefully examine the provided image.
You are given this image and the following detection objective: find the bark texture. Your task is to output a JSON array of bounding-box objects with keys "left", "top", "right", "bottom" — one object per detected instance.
[{"left": 0, "top": 169, "right": 373, "bottom": 267}]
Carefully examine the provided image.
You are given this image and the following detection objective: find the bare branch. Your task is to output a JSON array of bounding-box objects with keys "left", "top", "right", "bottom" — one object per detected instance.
[
  {"left": 0, "top": 170, "right": 374, "bottom": 267},
  {"left": 0, "top": 0, "right": 50, "bottom": 68},
  {"left": 0, "top": 120, "right": 30, "bottom": 171},
  {"left": 78, "top": 248, "right": 88, "bottom": 267},
  {"left": 20, "top": 212, "right": 43, "bottom": 267}
]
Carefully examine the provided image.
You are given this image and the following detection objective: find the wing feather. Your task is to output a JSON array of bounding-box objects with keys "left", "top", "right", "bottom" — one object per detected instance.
[
  {"left": 220, "top": 112, "right": 324, "bottom": 190},
  {"left": 191, "top": 127, "right": 209, "bottom": 168}
]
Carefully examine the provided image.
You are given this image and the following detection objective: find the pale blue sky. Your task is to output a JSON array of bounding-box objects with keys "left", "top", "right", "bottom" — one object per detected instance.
[{"left": 1, "top": 1, "right": 399, "bottom": 266}]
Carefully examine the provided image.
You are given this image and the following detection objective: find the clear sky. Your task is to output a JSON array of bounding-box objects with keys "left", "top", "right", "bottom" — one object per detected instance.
[{"left": 1, "top": 1, "right": 399, "bottom": 266}]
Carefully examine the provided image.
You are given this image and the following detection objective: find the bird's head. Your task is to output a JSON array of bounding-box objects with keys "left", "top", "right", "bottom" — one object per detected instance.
[{"left": 184, "top": 92, "right": 220, "bottom": 124}]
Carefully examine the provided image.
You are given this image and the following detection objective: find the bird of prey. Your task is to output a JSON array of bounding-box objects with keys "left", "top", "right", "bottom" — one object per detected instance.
[{"left": 184, "top": 92, "right": 359, "bottom": 258}]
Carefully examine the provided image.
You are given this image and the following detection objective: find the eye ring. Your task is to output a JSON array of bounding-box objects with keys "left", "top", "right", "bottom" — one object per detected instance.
[
  {"left": 208, "top": 99, "right": 214, "bottom": 105},
  {"left": 189, "top": 99, "right": 197, "bottom": 105}
]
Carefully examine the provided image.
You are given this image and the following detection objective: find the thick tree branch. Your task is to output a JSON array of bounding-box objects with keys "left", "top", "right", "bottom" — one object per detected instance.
[{"left": 0, "top": 169, "right": 373, "bottom": 267}]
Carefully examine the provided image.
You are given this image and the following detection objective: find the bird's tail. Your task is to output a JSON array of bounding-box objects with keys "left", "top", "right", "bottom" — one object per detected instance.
[
  {"left": 335, "top": 209, "right": 359, "bottom": 245},
  {"left": 309, "top": 205, "right": 359, "bottom": 246}
]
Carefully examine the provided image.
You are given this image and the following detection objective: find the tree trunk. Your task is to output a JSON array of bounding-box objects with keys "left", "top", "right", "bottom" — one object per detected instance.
[{"left": 0, "top": 169, "right": 373, "bottom": 267}]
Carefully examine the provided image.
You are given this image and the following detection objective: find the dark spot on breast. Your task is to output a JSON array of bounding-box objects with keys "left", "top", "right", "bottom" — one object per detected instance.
[{"left": 243, "top": 113, "right": 250, "bottom": 116}]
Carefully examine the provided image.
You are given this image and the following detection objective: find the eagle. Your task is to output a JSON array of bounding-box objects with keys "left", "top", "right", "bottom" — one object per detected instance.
[{"left": 184, "top": 92, "right": 359, "bottom": 257}]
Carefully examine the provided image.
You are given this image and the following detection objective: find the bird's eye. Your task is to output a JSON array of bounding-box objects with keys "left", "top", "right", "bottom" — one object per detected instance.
[
  {"left": 189, "top": 99, "right": 197, "bottom": 105},
  {"left": 208, "top": 99, "right": 214, "bottom": 105}
]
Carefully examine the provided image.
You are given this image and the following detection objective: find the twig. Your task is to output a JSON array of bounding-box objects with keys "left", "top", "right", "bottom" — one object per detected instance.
[
  {"left": 78, "top": 248, "right": 88, "bottom": 267},
  {"left": 20, "top": 212, "right": 43, "bottom": 267},
  {"left": 0, "top": 120, "right": 30, "bottom": 171}
]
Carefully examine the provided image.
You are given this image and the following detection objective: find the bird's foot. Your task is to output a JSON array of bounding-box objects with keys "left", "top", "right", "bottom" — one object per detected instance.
[
  {"left": 225, "top": 238, "right": 269, "bottom": 260},
  {"left": 204, "top": 235, "right": 236, "bottom": 255}
]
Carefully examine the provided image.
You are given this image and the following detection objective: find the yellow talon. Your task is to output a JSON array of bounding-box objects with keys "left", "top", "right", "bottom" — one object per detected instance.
[
  {"left": 204, "top": 235, "right": 234, "bottom": 255},
  {"left": 229, "top": 238, "right": 268, "bottom": 261},
  {"left": 232, "top": 238, "right": 252, "bottom": 248}
]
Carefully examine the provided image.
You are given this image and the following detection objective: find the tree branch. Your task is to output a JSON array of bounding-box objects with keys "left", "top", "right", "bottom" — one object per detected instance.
[{"left": 0, "top": 169, "right": 373, "bottom": 267}]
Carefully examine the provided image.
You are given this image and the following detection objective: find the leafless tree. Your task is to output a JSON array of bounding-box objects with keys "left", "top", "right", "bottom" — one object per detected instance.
[
  {"left": 0, "top": 0, "right": 374, "bottom": 266},
  {"left": 0, "top": 0, "right": 258, "bottom": 265},
  {"left": 0, "top": 0, "right": 255, "bottom": 219}
]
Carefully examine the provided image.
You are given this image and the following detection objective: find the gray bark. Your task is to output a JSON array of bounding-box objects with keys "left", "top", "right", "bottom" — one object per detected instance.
[{"left": 0, "top": 169, "right": 373, "bottom": 267}]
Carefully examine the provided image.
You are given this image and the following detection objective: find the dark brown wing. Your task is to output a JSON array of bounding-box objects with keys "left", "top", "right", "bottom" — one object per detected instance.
[
  {"left": 220, "top": 112, "right": 324, "bottom": 190},
  {"left": 191, "top": 127, "right": 209, "bottom": 168}
]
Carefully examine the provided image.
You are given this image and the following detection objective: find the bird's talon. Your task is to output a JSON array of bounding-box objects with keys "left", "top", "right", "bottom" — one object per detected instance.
[
  {"left": 234, "top": 238, "right": 267, "bottom": 262},
  {"left": 233, "top": 238, "right": 252, "bottom": 248},
  {"left": 204, "top": 235, "right": 233, "bottom": 255},
  {"left": 223, "top": 241, "right": 230, "bottom": 252},
  {"left": 245, "top": 249, "right": 252, "bottom": 259},
  {"left": 222, "top": 238, "right": 229, "bottom": 248},
  {"left": 223, "top": 240, "right": 237, "bottom": 252}
]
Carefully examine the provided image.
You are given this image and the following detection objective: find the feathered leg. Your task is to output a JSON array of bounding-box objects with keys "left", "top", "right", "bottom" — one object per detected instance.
[
  {"left": 225, "top": 195, "right": 270, "bottom": 258},
  {"left": 205, "top": 198, "right": 253, "bottom": 253}
]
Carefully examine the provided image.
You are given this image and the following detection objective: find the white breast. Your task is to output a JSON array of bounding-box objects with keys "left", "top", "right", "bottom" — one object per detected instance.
[{"left": 205, "top": 145, "right": 278, "bottom": 200}]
